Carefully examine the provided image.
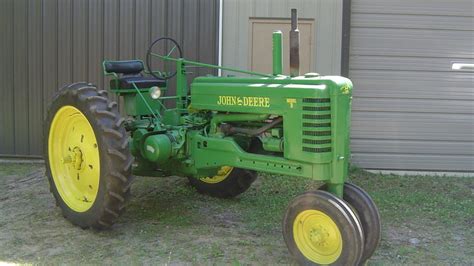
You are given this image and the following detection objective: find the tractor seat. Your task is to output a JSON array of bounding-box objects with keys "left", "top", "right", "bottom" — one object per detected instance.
[
  {"left": 104, "top": 60, "right": 166, "bottom": 90},
  {"left": 112, "top": 76, "right": 166, "bottom": 90},
  {"left": 104, "top": 60, "right": 145, "bottom": 75}
]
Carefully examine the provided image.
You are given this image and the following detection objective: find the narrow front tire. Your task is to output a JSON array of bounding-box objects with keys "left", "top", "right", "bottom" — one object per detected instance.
[
  {"left": 322, "top": 182, "right": 381, "bottom": 263},
  {"left": 283, "top": 190, "right": 364, "bottom": 265}
]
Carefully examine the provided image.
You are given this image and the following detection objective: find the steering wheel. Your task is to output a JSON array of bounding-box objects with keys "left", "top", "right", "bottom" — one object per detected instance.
[{"left": 146, "top": 37, "right": 183, "bottom": 80}]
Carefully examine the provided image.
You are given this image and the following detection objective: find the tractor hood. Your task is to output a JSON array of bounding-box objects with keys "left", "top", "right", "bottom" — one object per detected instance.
[{"left": 190, "top": 75, "right": 352, "bottom": 115}]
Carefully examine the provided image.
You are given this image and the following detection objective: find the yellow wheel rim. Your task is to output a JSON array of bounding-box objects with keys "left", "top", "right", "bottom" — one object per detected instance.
[
  {"left": 293, "top": 210, "right": 343, "bottom": 264},
  {"left": 48, "top": 105, "right": 100, "bottom": 213},
  {"left": 200, "top": 166, "right": 233, "bottom": 184}
]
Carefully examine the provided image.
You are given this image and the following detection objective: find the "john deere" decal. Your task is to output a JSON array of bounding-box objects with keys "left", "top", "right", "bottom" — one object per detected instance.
[{"left": 217, "top": 96, "right": 270, "bottom": 108}]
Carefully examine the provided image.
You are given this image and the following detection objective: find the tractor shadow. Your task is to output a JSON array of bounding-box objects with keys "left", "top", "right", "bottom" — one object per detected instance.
[{"left": 122, "top": 175, "right": 245, "bottom": 229}]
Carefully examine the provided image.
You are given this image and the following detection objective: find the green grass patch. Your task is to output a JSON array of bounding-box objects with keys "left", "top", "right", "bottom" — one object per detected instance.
[
  {"left": 0, "top": 163, "right": 40, "bottom": 176},
  {"left": 0, "top": 163, "right": 473, "bottom": 264},
  {"left": 349, "top": 168, "right": 474, "bottom": 226}
]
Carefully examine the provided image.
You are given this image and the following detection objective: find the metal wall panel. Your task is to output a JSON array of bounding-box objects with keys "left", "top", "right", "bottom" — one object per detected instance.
[
  {"left": 0, "top": 0, "right": 219, "bottom": 157},
  {"left": 27, "top": 0, "right": 44, "bottom": 156},
  {"left": 222, "top": 0, "right": 343, "bottom": 76},
  {"left": 57, "top": 0, "right": 73, "bottom": 87},
  {"left": 0, "top": 0, "right": 15, "bottom": 155},
  {"left": 349, "top": 0, "right": 474, "bottom": 171},
  {"left": 13, "top": 0, "right": 30, "bottom": 155},
  {"left": 352, "top": 0, "right": 474, "bottom": 17}
]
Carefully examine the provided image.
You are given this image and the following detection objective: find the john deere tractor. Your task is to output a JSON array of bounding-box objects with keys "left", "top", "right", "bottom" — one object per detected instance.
[{"left": 44, "top": 9, "right": 380, "bottom": 265}]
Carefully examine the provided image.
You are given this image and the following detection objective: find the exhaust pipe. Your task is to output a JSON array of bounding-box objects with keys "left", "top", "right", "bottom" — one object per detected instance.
[{"left": 289, "top": 9, "right": 300, "bottom": 77}]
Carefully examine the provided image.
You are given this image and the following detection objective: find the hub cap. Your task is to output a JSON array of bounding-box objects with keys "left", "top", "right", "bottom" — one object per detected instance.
[
  {"left": 48, "top": 106, "right": 100, "bottom": 212},
  {"left": 293, "top": 210, "right": 343, "bottom": 264}
]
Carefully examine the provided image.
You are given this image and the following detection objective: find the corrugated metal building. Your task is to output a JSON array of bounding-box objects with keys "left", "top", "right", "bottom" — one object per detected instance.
[
  {"left": 0, "top": 0, "right": 218, "bottom": 158},
  {"left": 221, "top": 0, "right": 474, "bottom": 172},
  {"left": 221, "top": 0, "right": 342, "bottom": 76},
  {"left": 348, "top": 0, "right": 474, "bottom": 171},
  {"left": 1, "top": 0, "right": 473, "bottom": 172}
]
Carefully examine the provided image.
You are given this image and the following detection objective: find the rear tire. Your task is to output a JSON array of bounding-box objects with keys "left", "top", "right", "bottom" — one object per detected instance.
[
  {"left": 188, "top": 138, "right": 260, "bottom": 198},
  {"left": 188, "top": 167, "right": 257, "bottom": 198},
  {"left": 44, "top": 82, "right": 133, "bottom": 229}
]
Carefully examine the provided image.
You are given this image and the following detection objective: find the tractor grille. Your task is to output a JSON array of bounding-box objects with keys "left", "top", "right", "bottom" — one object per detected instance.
[{"left": 301, "top": 98, "right": 332, "bottom": 153}]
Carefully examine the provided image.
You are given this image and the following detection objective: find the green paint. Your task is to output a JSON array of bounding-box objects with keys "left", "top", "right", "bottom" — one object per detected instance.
[
  {"left": 143, "top": 134, "right": 172, "bottom": 163},
  {"left": 121, "top": 90, "right": 162, "bottom": 117},
  {"left": 260, "top": 136, "right": 283, "bottom": 152},
  {"left": 102, "top": 49, "right": 353, "bottom": 198},
  {"left": 272, "top": 31, "right": 283, "bottom": 75},
  {"left": 210, "top": 113, "right": 270, "bottom": 134}
]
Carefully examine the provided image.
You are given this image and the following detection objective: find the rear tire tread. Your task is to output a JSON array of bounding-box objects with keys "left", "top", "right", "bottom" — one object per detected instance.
[
  {"left": 86, "top": 95, "right": 108, "bottom": 103},
  {"left": 102, "top": 127, "right": 124, "bottom": 139},
  {"left": 107, "top": 148, "right": 127, "bottom": 161},
  {"left": 107, "top": 102, "right": 118, "bottom": 111},
  {"left": 44, "top": 83, "right": 133, "bottom": 230}
]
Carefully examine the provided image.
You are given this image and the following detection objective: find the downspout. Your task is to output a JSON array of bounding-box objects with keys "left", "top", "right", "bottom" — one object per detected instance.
[
  {"left": 218, "top": 0, "right": 223, "bottom": 76},
  {"left": 341, "top": 0, "right": 352, "bottom": 77}
]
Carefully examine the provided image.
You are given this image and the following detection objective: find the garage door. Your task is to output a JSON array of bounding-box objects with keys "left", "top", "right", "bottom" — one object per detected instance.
[{"left": 349, "top": 0, "right": 474, "bottom": 171}]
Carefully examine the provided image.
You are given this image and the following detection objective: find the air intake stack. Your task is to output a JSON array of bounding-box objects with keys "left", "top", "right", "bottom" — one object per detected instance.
[{"left": 272, "top": 31, "right": 283, "bottom": 75}]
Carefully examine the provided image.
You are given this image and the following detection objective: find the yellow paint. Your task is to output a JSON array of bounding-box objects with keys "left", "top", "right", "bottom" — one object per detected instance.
[
  {"left": 341, "top": 84, "right": 350, "bottom": 94},
  {"left": 286, "top": 98, "right": 297, "bottom": 108},
  {"left": 200, "top": 166, "right": 234, "bottom": 184},
  {"left": 48, "top": 105, "right": 100, "bottom": 212},
  {"left": 293, "top": 210, "right": 342, "bottom": 264},
  {"left": 217, "top": 96, "right": 270, "bottom": 108}
]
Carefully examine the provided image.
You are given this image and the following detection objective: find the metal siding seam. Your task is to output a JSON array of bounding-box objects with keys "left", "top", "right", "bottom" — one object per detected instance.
[
  {"left": 180, "top": 0, "right": 184, "bottom": 55},
  {"left": 86, "top": 0, "right": 89, "bottom": 82},
  {"left": 218, "top": 0, "right": 223, "bottom": 76},
  {"left": 133, "top": 0, "right": 136, "bottom": 59},
  {"left": 101, "top": 0, "right": 105, "bottom": 88},
  {"left": 117, "top": 0, "right": 120, "bottom": 61},
  {"left": 197, "top": 0, "right": 202, "bottom": 76},
  {"left": 70, "top": 0, "right": 74, "bottom": 83},
  {"left": 11, "top": 0, "right": 18, "bottom": 154},
  {"left": 56, "top": 0, "right": 59, "bottom": 89},
  {"left": 147, "top": 0, "right": 151, "bottom": 55}
]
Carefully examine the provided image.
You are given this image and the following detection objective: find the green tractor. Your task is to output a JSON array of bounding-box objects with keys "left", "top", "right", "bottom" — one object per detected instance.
[{"left": 44, "top": 10, "right": 380, "bottom": 265}]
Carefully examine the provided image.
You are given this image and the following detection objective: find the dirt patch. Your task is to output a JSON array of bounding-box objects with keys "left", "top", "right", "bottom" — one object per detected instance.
[{"left": 0, "top": 165, "right": 290, "bottom": 265}]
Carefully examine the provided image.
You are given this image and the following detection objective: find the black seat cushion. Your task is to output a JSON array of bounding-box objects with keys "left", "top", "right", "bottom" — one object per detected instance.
[
  {"left": 111, "top": 76, "right": 166, "bottom": 90},
  {"left": 104, "top": 60, "right": 144, "bottom": 75}
]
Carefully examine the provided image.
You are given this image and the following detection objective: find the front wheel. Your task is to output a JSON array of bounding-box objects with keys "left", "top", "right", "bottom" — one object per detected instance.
[
  {"left": 283, "top": 190, "right": 364, "bottom": 265},
  {"left": 321, "top": 183, "right": 381, "bottom": 263},
  {"left": 44, "top": 83, "right": 133, "bottom": 229}
]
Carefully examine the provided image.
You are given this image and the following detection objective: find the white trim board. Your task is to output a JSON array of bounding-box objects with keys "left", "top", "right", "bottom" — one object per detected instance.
[{"left": 366, "top": 170, "right": 474, "bottom": 178}]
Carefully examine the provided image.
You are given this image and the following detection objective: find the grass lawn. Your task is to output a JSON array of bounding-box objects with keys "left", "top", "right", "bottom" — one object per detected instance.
[{"left": 0, "top": 163, "right": 473, "bottom": 265}]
